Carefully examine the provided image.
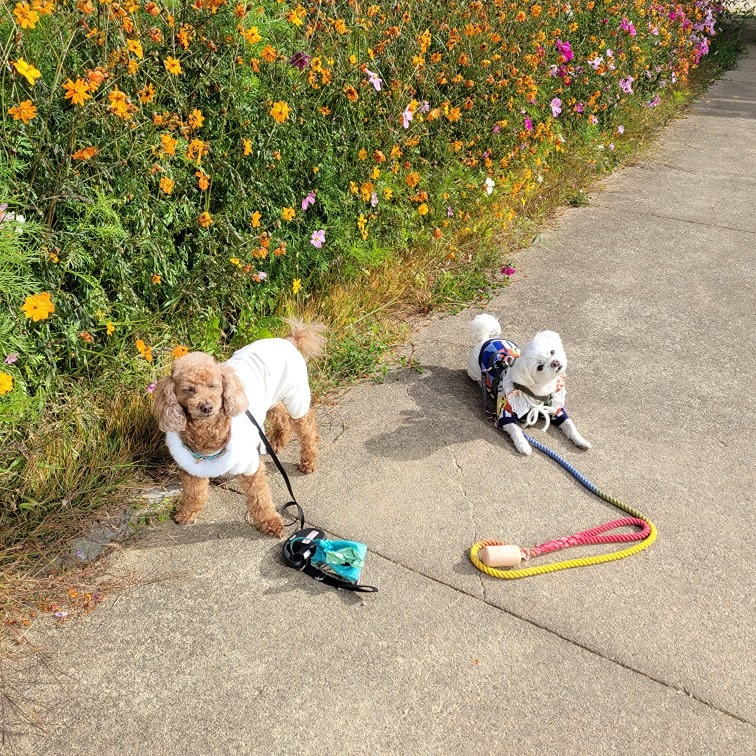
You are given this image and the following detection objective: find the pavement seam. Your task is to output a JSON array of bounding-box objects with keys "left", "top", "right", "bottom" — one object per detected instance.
[{"left": 320, "top": 520, "right": 754, "bottom": 727}]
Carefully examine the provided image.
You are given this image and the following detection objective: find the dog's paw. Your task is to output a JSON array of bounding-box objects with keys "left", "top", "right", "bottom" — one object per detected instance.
[
  {"left": 256, "top": 515, "right": 285, "bottom": 538},
  {"left": 573, "top": 436, "right": 592, "bottom": 450},
  {"left": 514, "top": 438, "right": 532, "bottom": 455},
  {"left": 298, "top": 459, "right": 317, "bottom": 474},
  {"left": 174, "top": 508, "right": 200, "bottom": 525},
  {"left": 560, "top": 419, "right": 591, "bottom": 450}
]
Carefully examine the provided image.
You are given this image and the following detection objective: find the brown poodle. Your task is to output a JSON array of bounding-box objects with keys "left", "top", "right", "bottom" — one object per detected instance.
[{"left": 152, "top": 320, "right": 326, "bottom": 537}]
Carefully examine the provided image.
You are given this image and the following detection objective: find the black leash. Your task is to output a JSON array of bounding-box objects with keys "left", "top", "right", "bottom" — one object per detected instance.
[{"left": 245, "top": 410, "right": 378, "bottom": 593}]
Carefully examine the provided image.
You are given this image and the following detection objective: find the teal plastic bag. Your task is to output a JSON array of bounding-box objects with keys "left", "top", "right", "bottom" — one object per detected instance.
[{"left": 311, "top": 539, "right": 367, "bottom": 585}]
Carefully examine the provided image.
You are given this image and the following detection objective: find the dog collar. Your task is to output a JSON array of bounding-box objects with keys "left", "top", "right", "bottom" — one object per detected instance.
[
  {"left": 512, "top": 382, "right": 553, "bottom": 405},
  {"left": 181, "top": 441, "right": 229, "bottom": 464}
]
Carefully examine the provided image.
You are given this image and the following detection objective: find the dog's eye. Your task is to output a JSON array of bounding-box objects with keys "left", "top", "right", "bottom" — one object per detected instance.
[
  {"left": 550, "top": 350, "right": 555, "bottom": 356},
  {"left": 207, "top": 383, "right": 218, "bottom": 389},
  {"left": 183, "top": 387, "right": 196, "bottom": 395},
  {"left": 536, "top": 364, "right": 544, "bottom": 372}
]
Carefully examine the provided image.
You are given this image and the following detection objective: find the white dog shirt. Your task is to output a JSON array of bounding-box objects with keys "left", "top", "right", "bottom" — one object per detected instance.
[{"left": 165, "top": 338, "right": 311, "bottom": 479}]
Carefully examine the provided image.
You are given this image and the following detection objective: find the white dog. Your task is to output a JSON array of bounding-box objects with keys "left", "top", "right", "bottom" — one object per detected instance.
[{"left": 466, "top": 313, "right": 591, "bottom": 455}]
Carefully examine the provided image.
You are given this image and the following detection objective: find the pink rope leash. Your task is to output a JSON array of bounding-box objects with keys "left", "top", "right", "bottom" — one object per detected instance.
[{"left": 523, "top": 517, "right": 651, "bottom": 560}]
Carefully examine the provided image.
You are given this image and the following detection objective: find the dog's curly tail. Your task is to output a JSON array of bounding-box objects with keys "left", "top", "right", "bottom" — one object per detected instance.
[{"left": 284, "top": 318, "right": 327, "bottom": 359}]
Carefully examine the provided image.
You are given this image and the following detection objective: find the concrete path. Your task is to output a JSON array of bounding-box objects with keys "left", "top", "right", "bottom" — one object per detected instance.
[{"left": 7, "top": 26, "right": 756, "bottom": 756}]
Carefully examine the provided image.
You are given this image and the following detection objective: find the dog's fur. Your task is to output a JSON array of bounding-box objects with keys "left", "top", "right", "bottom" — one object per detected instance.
[
  {"left": 467, "top": 313, "right": 591, "bottom": 455},
  {"left": 152, "top": 319, "right": 326, "bottom": 536}
]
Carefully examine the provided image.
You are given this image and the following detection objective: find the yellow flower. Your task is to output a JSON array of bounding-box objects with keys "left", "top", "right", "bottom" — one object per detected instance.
[
  {"left": 188, "top": 108, "right": 204, "bottom": 130},
  {"left": 406, "top": 172, "right": 420, "bottom": 188},
  {"left": 281, "top": 207, "right": 296, "bottom": 221},
  {"left": 196, "top": 170, "right": 210, "bottom": 190},
  {"left": 344, "top": 84, "right": 358, "bottom": 102},
  {"left": 240, "top": 26, "right": 262, "bottom": 45},
  {"left": 13, "top": 59, "right": 42, "bottom": 86},
  {"left": 139, "top": 83, "right": 156, "bottom": 103},
  {"left": 151, "top": 273, "right": 162, "bottom": 283},
  {"left": 0, "top": 372, "right": 13, "bottom": 396},
  {"left": 106, "top": 322, "right": 115, "bottom": 336},
  {"left": 333, "top": 19, "right": 347, "bottom": 34},
  {"left": 229, "top": 257, "right": 242, "bottom": 267},
  {"left": 243, "top": 138, "right": 252, "bottom": 155},
  {"left": 62, "top": 78, "right": 91, "bottom": 107},
  {"left": 172, "top": 345, "right": 189, "bottom": 359},
  {"left": 159, "top": 177, "right": 174, "bottom": 194},
  {"left": 108, "top": 88, "right": 131, "bottom": 119},
  {"left": 286, "top": 5, "right": 306, "bottom": 26},
  {"left": 198, "top": 211, "right": 213, "bottom": 228},
  {"left": 261, "top": 44, "right": 277, "bottom": 63},
  {"left": 383, "top": 188, "right": 393, "bottom": 200},
  {"left": 14, "top": 2, "right": 39, "bottom": 29},
  {"left": 292, "top": 279, "right": 302, "bottom": 295},
  {"left": 8, "top": 100, "right": 37, "bottom": 124},
  {"left": 250, "top": 211, "right": 262, "bottom": 227},
  {"left": 269, "top": 101, "right": 289, "bottom": 123},
  {"left": 165, "top": 56, "right": 182, "bottom": 75},
  {"left": 127, "top": 39, "right": 143, "bottom": 59},
  {"left": 21, "top": 292, "right": 54, "bottom": 321},
  {"left": 418, "top": 203, "right": 429, "bottom": 215}
]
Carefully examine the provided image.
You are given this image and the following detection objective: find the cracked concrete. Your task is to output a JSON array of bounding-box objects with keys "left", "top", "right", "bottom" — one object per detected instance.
[{"left": 6, "top": 21, "right": 756, "bottom": 756}]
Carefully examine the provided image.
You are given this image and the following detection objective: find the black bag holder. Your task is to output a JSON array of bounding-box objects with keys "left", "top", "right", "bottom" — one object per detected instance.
[{"left": 245, "top": 411, "right": 378, "bottom": 593}]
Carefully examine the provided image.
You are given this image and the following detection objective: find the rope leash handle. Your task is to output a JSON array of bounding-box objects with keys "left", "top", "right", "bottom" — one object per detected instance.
[{"left": 469, "top": 433, "right": 658, "bottom": 579}]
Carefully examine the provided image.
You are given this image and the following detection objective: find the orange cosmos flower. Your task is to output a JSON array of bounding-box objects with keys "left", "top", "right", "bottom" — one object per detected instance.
[
  {"left": 139, "top": 83, "right": 156, "bottom": 103},
  {"left": 195, "top": 170, "right": 210, "bottom": 190},
  {"left": 164, "top": 56, "right": 182, "bottom": 75},
  {"left": 8, "top": 100, "right": 37, "bottom": 124},
  {"left": 172, "top": 345, "right": 189, "bottom": 359},
  {"left": 63, "top": 78, "right": 91, "bottom": 106},
  {"left": 160, "top": 133, "right": 178, "bottom": 155},
  {"left": 198, "top": 211, "right": 213, "bottom": 228},
  {"left": 269, "top": 101, "right": 289, "bottom": 123},
  {"left": 135, "top": 339, "right": 153, "bottom": 362},
  {"left": 261, "top": 44, "right": 277, "bottom": 63},
  {"left": 159, "top": 177, "right": 174, "bottom": 194},
  {"left": 127, "top": 39, "right": 143, "bottom": 59},
  {"left": 281, "top": 207, "right": 295, "bottom": 221},
  {"left": 344, "top": 84, "right": 358, "bottom": 102},
  {"left": 72, "top": 146, "right": 99, "bottom": 160},
  {"left": 333, "top": 19, "right": 347, "bottom": 34},
  {"left": 14, "top": 2, "right": 39, "bottom": 29},
  {"left": 21, "top": 292, "right": 54, "bottom": 321},
  {"left": 188, "top": 108, "right": 204, "bottom": 129},
  {"left": 151, "top": 273, "right": 162, "bottom": 284}
]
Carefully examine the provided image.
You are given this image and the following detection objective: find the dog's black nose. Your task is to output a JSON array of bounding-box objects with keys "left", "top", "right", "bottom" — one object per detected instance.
[
  {"left": 199, "top": 402, "right": 214, "bottom": 415},
  {"left": 551, "top": 359, "right": 562, "bottom": 371}
]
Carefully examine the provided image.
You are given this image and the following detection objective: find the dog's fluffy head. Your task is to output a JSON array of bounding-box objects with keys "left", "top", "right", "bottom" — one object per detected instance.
[
  {"left": 152, "top": 352, "right": 249, "bottom": 433},
  {"left": 510, "top": 330, "right": 567, "bottom": 395}
]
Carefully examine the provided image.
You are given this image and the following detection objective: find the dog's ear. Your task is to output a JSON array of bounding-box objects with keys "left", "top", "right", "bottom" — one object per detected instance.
[
  {"left": 219, "top": 364, "right": 249, "bottom": 417},
  {"left": 151, "top": 376, "right": 187, "bottom": 433}
]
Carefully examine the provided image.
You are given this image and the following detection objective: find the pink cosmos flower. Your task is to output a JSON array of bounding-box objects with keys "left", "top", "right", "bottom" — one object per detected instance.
[
  {"left": 4, "top": 352, "right": 18, "bottom": 364},
  {"left": 617, "top": 125, "right": 625, "bottom": 134},
  {"left": 310, "top": 229, "right": 326, "bottom": 248},
  {"left": 401, "top": 106, "right": 413, "bottom": 129},
  {"left": 647, "top": 95, "right": 660, "bottom": 108},
  {"left": 550, "top": 98, "right": 562, "bottom": 118},
  {"left": 146, "top": 382, "right": 157, "bottom": 394},
  {"left": 301, "top": 190, "right": 316, "bottom": 211},
  {"left": 492, "top": 124, "right": 501, "bottom": 134},
  {"left": 524, "top": 117, "right": 533, "bottom": 131},
  {"left": 621, "top": 17, "right": 637, "bottom": 36},
  {"left": 257, "top": 271, "right": 268, "bottom": 280},
  {"left": 365, "top": 69, "right": 382, "bottom": 91},
  {"left": 619, "top": 76, "right": 634, "bottom": 94},
  {"left": 370, "top": 192, "right": 378, "bottom": 207},
  {"left": 588, "top": 115, "right": 598, "bottom": 125},
  {"left": 575, "top": 102, "right": 584, "bottom": 113},
  {"left": 289, "top": 51, "right": 311, "bottom": 70},
  {"left": 501, "top": 266, "right": 516, "bottom": 276},
  {"left": 555, "top": 39, "right": 574, "bottom": 62}
]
